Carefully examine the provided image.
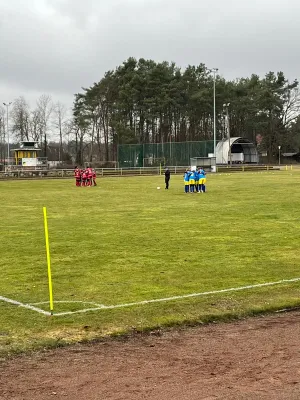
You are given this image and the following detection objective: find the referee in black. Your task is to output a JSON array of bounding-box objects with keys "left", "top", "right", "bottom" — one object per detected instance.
[{"left": 165, "top": 167, "right": 171, "bottom": 189}]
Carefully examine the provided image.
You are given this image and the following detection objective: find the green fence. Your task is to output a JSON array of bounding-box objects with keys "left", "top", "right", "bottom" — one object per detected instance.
[{"left": 118, "top": 141, "right": 214, "bottom": 168}]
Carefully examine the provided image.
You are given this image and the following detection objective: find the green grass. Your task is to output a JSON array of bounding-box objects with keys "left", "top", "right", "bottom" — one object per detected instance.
[{"left": 1, "top": 171, "right": 300, "bottom": 356}]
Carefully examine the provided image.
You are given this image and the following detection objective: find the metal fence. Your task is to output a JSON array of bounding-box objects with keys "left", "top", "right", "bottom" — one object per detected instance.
[
  {"left": 0, "top": 166, "right": 186, "bottom": 179},
  {"left": 0, "top": 165, "right": 288, "bottom": 180},
  {"left": 118, "top": 141, "right": 215, "bottom": 168}
]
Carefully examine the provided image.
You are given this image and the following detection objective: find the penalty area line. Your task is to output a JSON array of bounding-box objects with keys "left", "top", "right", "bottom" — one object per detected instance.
[
  {"left": 54, "top": 277, "right": 300, "bottom": 317},
  {"left": 0, "top": 296, "right": 51, "bottom": 316}
]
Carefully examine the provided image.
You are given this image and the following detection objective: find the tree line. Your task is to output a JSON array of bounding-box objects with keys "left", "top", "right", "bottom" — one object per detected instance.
[
  {"left": 73, "top": 57, "right": 300, "bottom": 164},
  {"left": 1, "top": 57, "right": 300, "bottom": 166}
]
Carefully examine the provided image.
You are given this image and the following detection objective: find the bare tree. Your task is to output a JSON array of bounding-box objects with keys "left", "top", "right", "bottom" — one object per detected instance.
[
  {"left": 11, "top": 96, "right": 31, "bottom": 141},
  {"left": 36, "top": 94, "right": 53, "bottom": 157},
  {"left": 29, "top": 108, "right": 42, "bottom": 143},
  {"left": 53, "top": 102, "right": 68, "bottom": 162},
  {"left": 281, "top": 86, "right": 300, "bottom": 127}
]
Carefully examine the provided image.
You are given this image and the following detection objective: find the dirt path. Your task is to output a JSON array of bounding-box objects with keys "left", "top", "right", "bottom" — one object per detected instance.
[{"left": 1, "top": 311, "right": 300, "bottom": 399}]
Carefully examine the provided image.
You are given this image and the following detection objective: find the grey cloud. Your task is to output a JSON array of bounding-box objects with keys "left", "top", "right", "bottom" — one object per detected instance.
[{"left": 0, "top": 0, "right": 299, "bottom": 106}]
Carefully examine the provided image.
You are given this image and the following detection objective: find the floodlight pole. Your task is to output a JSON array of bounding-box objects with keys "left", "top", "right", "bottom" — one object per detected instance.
[
  {"left": 161, "top": 132, "right": 164, "bottom": 165},
  {"left": 223, "top": 103, "right": 232, "bottom": 166},
  {"left": 3, "top": 102, "right": 12, "bottom": 170},
  {"left": 210, "top": 68, "right": 218, "bottom": 158},
  {"left": 169, "top": 133, "right": 171, "bottom": 165},
  {"left": 0, "top": 117, "right": 2, "bottom": 166}
]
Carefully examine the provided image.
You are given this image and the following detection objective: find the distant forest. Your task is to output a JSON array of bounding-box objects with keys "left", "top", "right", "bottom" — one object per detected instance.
[{"left": 1, "top": 58, "right": 299, "bottom": 165}]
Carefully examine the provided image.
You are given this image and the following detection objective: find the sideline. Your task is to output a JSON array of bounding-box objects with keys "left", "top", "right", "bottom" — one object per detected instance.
[
  {"left": 1, "top": 277, "right": 300, "bottom": 317},
  {"left": 53, "top": 277, "right": 300, "bottom": 316},
  {"left": 0, "top": 296, "right": 51, "bottom": 316}
]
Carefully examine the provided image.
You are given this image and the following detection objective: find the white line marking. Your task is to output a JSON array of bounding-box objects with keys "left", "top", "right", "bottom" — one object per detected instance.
[
  {"left": 54, "top": 277, "right": 300, "bottom": 317},
  {"left": 0, "top": 296, "right": 51, "bottom": 316},
  {"left": 2, "top": 277, "right": 300, "bottom": 317},
  {"left": 30, "top": 300, "right": 105, "bottom": 307}
]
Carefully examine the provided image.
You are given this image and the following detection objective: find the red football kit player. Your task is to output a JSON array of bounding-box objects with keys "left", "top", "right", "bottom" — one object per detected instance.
[
  {"left": 74, "top": 168, "right": 81, "bottom": 186},
  {"left": 88, "top": 168, "right": 93, "bottom": 186},
  {"left": 82, "top": 170, "right": 87, "bottom": 186}
]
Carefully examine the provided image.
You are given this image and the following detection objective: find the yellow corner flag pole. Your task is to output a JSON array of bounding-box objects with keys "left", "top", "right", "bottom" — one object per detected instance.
[{"left": 43, "top": 207, "right": 54, "bottom": 315}]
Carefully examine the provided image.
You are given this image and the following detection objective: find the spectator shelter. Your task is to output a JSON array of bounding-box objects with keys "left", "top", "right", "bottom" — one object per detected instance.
[
  {"left": 12, "top": 141, "right": 42, "bottom": 167},
  {"left": 216, "top": 138, "right": 259, "bottom": 165}
]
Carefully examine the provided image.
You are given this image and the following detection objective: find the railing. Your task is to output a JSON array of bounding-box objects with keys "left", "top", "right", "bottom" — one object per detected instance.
[
  {"left": 0, "top": 166, "right": 186, "bottom": 179},
  {"left": 0, "top": 164, "right": 293, "bottom": 180},
  {"left": 2, "top": 157, "right": 48, "bottom": 171},
  {"left": 216, "top": 165, "right": 282, "bottom": 173}
]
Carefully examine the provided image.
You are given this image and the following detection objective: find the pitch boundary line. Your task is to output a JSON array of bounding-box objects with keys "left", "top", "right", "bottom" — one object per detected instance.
[
  {"left": 0, "top": 295, "right": 51, "bottom": 316},
  {"left": 54, "top": 277, "right": 300, "bottom": 316},
  {"left": 31, "top": 300, "right": 105, "bottom": 307},
  {"left": 1, "top": 277, "right": 300, "bottom": 317}
]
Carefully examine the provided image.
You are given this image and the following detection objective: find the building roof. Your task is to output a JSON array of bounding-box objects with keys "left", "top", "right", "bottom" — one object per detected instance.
[
  {"left": 13, "top": 147, "right": 41, "bottom": 151},
  {"left": 282, "top": 153, "right": 298, "bottom": 157},
  {"left": 12, "top": 141, "right": 41, "bottom": 152},
  {"left": 216, "top": 137, "right": 259, "bottom": 164}
]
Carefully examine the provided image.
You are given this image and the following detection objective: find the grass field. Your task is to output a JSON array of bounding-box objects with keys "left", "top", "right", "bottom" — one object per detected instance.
[{"left": 1, "top": 171, "right": 300, "bottom": 357}]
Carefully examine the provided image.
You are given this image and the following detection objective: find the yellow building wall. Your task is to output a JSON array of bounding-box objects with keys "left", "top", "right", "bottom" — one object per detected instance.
[{"left": 14, "top": 150, "right": 37, "bottom": 165}]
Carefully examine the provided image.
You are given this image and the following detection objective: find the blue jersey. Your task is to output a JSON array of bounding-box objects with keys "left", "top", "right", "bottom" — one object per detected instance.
[
  {"left": 184, "top": 172, "right": 190, "bottom": 182},
  {"left": 194, "top": 171, "right": 199, "bottom": 181}
]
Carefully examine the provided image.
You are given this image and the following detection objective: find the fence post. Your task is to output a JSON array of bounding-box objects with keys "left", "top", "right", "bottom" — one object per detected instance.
[
  {"left": 175, "top": 166, "right": 177, "bottom": 174},
  {"left": 121, "top": 168, "right": 123, "bottom": 176},
  {"left": 140, "top": 167, "right": 142, "bottom": 175},
  {"left": 102, "top": 168, "right": 104, "bottom": 176}
]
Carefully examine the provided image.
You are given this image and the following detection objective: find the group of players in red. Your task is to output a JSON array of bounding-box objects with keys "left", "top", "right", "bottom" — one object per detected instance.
[{"left": 74, "top": 167, "right": 97, "bottom": 187}]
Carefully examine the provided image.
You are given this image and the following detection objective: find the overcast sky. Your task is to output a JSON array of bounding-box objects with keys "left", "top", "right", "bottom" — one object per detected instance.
[{"left": 0, "top": 0, "right": 299, "bottom": 108}]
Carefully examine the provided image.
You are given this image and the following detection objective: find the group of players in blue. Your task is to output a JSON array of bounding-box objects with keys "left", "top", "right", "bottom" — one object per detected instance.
[{"left": 184, "top": 168, "right": 206, "bottom": 193}]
